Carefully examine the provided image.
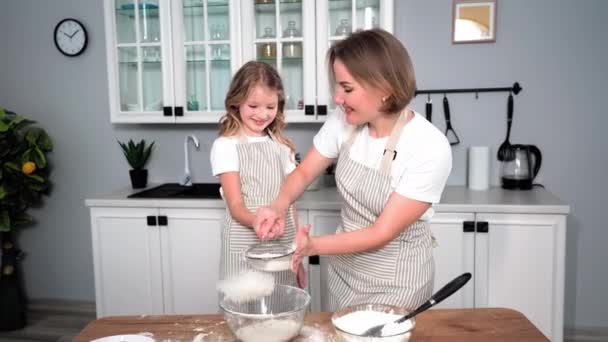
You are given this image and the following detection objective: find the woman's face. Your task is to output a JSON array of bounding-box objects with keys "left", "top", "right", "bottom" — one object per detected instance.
[
  {"left": 238, "top": 85, "right": 279, "bottom": 137},
  {"left": 332, "top": 59, "right": 387, "bottom": 125}
]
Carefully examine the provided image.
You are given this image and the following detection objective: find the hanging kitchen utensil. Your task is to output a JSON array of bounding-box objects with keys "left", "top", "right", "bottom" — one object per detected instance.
[
  {"left": 425, "top": 94, "right": 432, "bottom": 122},
  {"left": 362, "top": 272, "right": 472, "bottom": 337},
  {"left": 443, "top": 95, "right": 460, "bottom": 145},
  {"left": 497, "top": 93, "right": 515, "bottom": 161}
]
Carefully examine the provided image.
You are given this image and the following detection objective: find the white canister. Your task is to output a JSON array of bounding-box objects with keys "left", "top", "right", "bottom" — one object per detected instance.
[{"left": 467, "top": 146, "right": 490, "bottom": 191}]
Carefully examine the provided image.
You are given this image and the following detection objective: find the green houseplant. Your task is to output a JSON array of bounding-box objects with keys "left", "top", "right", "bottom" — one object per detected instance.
[
  {"left": 118, "top": 139, "right": 155, "bottom": 189},
  {"left": 0, "top": 108, "right": 53, "bottom": 331}
]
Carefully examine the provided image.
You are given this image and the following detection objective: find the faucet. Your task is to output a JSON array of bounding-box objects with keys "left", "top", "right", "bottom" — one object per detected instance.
[{"left": 180, "top": 135, "right": 200, "bottom": 186}]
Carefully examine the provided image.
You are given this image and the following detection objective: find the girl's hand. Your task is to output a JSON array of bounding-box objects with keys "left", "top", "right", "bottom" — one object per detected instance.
[
  {"left": 296, "top": 262, "right": 307, "bottom": 289},
  {"left": 253, "top": 206, "right": 284, "bottom": 241},
  {"left": 292, "top": 224, "right": 312, "bottom": 272}
]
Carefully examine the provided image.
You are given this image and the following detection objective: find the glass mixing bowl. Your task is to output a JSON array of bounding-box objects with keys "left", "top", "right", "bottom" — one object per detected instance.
[
  {"left": 331, "top": 303, "right": 415, "bottom": 342},
  {"left": 219, "top": 284, "right": 310, "bottom": 342}
]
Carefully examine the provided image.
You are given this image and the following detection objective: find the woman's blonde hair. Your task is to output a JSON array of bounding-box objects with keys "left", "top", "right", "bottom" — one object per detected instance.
[
  {"left": 219, "top": 61, "right": 294, "bottom": 154},
  {"left": 327, "top": 28, "right": 416, "bottom": 115}
]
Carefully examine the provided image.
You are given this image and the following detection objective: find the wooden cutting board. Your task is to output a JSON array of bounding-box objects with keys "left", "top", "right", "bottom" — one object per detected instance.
[{"left": 75, "top": 308, "right": 549, "bottom": 341}]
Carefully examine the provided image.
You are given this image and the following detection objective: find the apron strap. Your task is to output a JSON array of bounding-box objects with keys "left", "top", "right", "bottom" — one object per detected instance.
[{"left": 379, "top": 110, "right": 411, "bottom": 174}]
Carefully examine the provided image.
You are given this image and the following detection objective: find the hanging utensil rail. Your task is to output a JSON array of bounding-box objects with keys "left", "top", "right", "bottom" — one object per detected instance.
[{"left": 415, "top": 82, "right": 522, "bottom": 96}]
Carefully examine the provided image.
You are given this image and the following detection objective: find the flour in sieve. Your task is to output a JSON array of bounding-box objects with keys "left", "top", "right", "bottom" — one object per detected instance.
[
  {"left": 217, "top": 270, "right": 274, "bottom": 303},
  {"left": 235, "top": 319, "right": 301, "bottom": 342}
]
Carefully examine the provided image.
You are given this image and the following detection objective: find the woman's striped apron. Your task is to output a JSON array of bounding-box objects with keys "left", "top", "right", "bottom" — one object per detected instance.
[
  {"left": 219, "top": 134, "right": 296, "bottom": 286},
  {"left": 327, "top": 112, "right": 435, "bottom": 311}
]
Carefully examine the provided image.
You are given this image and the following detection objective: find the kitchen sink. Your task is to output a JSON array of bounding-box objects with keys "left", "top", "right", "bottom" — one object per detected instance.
[{"left": 128, "top": 183, "right": 222, "bottom": 199}]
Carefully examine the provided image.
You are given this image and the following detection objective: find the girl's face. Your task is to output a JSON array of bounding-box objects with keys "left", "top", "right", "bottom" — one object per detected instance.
[
  {"left": 332, "top": 59, "right": 387, "bottom": 126},
  {"left": 239, "top": 85, "right": 279, "bottom": 137}
]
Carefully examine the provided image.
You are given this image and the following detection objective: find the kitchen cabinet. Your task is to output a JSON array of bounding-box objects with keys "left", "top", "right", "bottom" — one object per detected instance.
[
  {"left": 103, "top": 0, "right": 241, "bottom": 123},
  {"left": 428, "top": 212, "right": 566, "bottom": 341},
  {"left": 241, "top": 0, "right": 394, "bottom": 122},
  {"left": 90, "top": 206, "right": 223, "bottom": 317}
]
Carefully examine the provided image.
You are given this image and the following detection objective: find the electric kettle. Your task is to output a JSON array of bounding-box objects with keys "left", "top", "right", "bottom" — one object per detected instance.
[{"left": 500, "top": 144, "right": 542, "bottom": 190}]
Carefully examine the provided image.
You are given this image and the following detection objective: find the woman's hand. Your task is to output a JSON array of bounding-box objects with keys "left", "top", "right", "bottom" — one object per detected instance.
[
  {"left": 253, "top": 206, "right": 285, "bottom": 241},
  {"left": 292, "top": 224, "right": 312, "bottom": 272}
]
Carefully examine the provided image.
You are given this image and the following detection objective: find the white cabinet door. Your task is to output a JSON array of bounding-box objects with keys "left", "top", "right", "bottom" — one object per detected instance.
[
  {"left": 475, "top": 213, "right": 566, "bottom": 341},
  {"left": 90, "top": 207, "right": 163, "bottom": 317},
  {"left": 307, "top": 209, "right": 341, "bottom": 312},
  {"left": 428, "top": 212, "right": 475, "bottom": 309},
  {"left": 160, "top": 208, "right": 224, "bottom": 314}
]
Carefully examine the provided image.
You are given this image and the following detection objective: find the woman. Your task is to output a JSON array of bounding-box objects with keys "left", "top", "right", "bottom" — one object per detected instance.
[{"left": 253, "top": 28, "right": 452, "bottom": 310}]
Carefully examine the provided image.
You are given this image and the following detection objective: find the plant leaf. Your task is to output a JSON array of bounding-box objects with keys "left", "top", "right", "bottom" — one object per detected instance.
[
  {"left": 4, "top": 162, "right": 21, "bottom": 172},
  {"left": 0, "top": 120, "right": 8, "bottom": 132},
  {"left": 27, "top": 174, "right": 45, "bottom": 183},
  {"left": 0, "top": 210, "right": 10, "bottom": 232},
  {"left": 33, "top": 147, "right": 47, "bottom": 169},
  {"left": 0, "top": 186, "right": 6, "bottom": 200}
]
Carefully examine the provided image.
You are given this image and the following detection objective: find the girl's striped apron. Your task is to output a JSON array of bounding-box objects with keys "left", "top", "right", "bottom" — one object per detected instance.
[
  {"left": 219, "top": 134, "right": 296, "bottom": 286},
  {"left": 327, "top": 112, "right": 435, "bottom": 311}
]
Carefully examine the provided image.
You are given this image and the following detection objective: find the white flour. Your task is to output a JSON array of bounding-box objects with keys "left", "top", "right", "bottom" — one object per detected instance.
[
  {"left": 332, "top": 310, "right": 413, "bottom": 341},
  {"left": 258, "top": 258, "right": 292, "bottom": 272},
  {"left": 235, "top": 319, "right": 301, "bottom": 342},
  {"left": 217, "top": 270, "right": 274, "bottom": 303}
]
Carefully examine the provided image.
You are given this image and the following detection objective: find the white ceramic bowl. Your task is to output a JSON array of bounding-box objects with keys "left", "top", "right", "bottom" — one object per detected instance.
[{"left": 331, "top": 303, "right": 415, "bottom": 342}]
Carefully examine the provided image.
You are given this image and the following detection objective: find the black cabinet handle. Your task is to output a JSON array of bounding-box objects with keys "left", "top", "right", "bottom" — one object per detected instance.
[
  {"left": 163, "top": 106, "right": 172, "bottom": 117},
  {"left": 309, "top": 255, "right": 320, "bottom": 265},
  {"left": 158, "top": 216, "right": 168, "bottom": 226},
  {"left": 476, "top": 221, "right": 489, "bottom": 233},
  {"left": 304, "top": 105, "right": 315, "bottom": 115},
  {"left": 174, "top": 106, "right": 184, "bottom": 117},
  {"left": 463, "top": 221, "right": 475, "bottom": 233},
  {"left": 147, "top": 216, "right": 157, "bottom": 226},
  {"left": 317, "top": 105, "right": 327, "bottom": 115}
]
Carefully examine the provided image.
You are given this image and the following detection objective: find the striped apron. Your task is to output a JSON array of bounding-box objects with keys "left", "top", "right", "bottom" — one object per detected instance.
[
  {"left": 219, "top": 134, "right": 296, "bottom": 286},
  {"left": 327, "top": 112, "right": 435, "bottom": 311}
]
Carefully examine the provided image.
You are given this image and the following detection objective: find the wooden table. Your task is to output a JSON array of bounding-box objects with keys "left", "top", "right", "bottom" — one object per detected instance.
[{"left": 75, "top": 308, "right": 548, "bottom": 341}]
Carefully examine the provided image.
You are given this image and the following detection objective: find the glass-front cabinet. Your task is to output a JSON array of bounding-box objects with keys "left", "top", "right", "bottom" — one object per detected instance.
[
  {"left": 241, "top": 0, "right": 393, "bottom": 122},
  {"left": 104, "top": 0, "right": 393, "bottom": 123},
  {"left": 104, "top": 0, "right": 241, "bottom": 123}
]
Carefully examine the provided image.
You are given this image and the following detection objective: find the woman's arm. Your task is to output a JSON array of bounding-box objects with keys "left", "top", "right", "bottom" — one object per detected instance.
[
  {"left": 219, "top": 171, "right": 255, "bottom": 227},
  {"left": 301, "top": 192, "right": 430, "bottom": 256},
  {"left": 255, "top": 146, "right": 333, "bottom": 239}
]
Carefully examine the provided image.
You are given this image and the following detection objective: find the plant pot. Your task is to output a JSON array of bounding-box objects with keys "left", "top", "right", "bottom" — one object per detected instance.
[
  {"left": 129, "top": 169, "right": 148, "bottom": 189},
  {"left": 0, "top": 233, "right": 26, "bottom": 331}
]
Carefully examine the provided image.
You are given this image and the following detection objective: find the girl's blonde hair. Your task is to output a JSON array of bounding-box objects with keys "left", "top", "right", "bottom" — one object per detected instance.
[
  {"left": 219, "top": 61, "right": 295, "bottom": 155},
  {"left": 328, "top": 28, "right": 416, "bottom": 115}
]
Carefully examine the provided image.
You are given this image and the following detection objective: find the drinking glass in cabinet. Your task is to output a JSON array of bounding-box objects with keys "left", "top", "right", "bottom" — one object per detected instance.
[
  {"left": 115, "top": 0, "right": 136, "bottom": 43},
  {"left": 136, "top": 0, "right": 160, "bottom": 42},
  {"left": 255, "top": 1, "right": 276, "bottom": 39},
  {"left": 335, "top": 18, "right": 352, "bottom": 36},
  {"left": 282, "top": 57, "right": 303, "bottom": 110},
  {"left": 118, "top": 47, "right": 139, "bottom": 112},
  {"left": 142, "top": 47, "right": 163, "bottom": 111},
  {"left": 283, "top": 20, "right": 301, "bottom": 38},
  {"left": 183, "top": 0, "right": 205, "bottom": 42},
  {"left": 186, "top": 45, "right": 208, "bottom": 111},
  {"left": 355, "top": 0, "right": 379, "bottom": 30}
]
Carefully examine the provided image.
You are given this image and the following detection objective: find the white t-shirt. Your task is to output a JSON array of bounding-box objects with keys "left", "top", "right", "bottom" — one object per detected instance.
[
  {"left": 210, "top": 135, "right": 296, "bottom": 176},
  {"left": 313, "top": 107, "right": 452, "bottom": 220}
]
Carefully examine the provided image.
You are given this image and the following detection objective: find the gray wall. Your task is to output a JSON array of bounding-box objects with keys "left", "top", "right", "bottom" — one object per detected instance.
[{"left": 0, "top": 0, "right": 606, "bottom": 329}]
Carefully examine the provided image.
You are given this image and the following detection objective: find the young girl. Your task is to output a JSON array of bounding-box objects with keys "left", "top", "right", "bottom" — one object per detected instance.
[{"left": 210, "top": 61, "right": 304, "bottom": 287}]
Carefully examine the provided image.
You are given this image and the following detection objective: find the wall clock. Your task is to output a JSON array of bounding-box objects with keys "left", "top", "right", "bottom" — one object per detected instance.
[{"left": 54, "top": 18, "right": 88, "bottom": 57}]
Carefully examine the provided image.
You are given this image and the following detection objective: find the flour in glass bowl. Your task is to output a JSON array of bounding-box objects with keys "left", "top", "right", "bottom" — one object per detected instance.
[
  {"left": 235, "top": 319, "right": 301, "bottom": 342},
  {"left": 332, "top": 310, "right": 414, "bottom": 342}
]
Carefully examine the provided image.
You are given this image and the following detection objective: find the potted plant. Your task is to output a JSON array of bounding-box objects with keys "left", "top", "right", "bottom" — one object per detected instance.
[
  {"left": 0, "top": 108, "right": 53, "bottom": 331},
  {"left": 118, "top": 139, "right": 155, "bottom": 189}
]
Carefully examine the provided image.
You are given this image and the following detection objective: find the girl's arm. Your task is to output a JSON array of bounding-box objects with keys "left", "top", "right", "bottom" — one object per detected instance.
[
  {"left": 301, "top": 192, "right": 430, "bottom": 256},
  {"left": 219, "top": 171, "right": 255, "bottom": 227}
]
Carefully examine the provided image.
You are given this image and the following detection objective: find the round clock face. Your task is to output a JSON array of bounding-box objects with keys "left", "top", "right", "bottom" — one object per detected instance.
[{"left": 54, "top": 19, "right": 88, "bottom": 57}]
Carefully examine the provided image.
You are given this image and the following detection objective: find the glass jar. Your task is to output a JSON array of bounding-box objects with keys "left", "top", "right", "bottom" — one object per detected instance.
[
  {"left": 259, "top": 27, "right": 276, "bottom": 58},
  {"left": 335, "top": 19, "right": 352, "bottom": 36},
  {"left": 283, "top": 20, "right": 300, "bottom": 38}
]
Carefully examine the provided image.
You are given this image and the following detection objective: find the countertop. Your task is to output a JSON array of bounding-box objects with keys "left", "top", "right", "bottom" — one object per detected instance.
[
  {"left": 86, "top": 185, "right": 570, "bottom": 215},
  {"left": 74, "top": 308, "right": 548, "bottom": 342}
]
